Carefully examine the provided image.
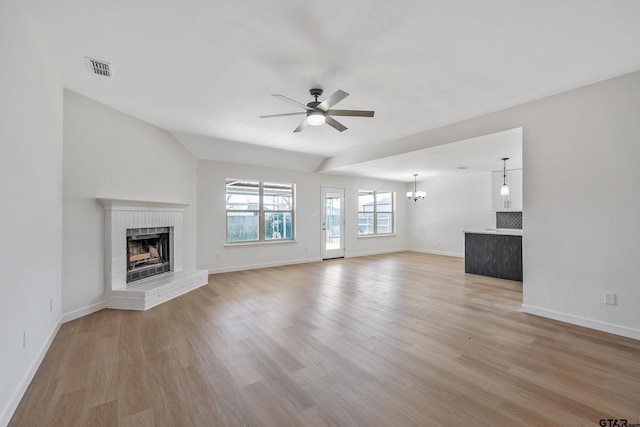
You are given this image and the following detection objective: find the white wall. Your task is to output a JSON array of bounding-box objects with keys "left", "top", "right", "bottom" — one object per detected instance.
[
  {"left": 197, "top": 160, "right": 408, "bottom": 272},
  {"left": 408, "top": 174, "right": 495, "bottom": 257},
  {"left": 322, "top": 70, "right": 640, "bottom": 340},
  {"left": 520, "top": 72, "right": 640, "bottom": 339},
  {"left": 0, "top": 0, "right": 63, "bottom": 424},
  {"left": 62, "top": 90, "right": 198, "bottom": 317}
]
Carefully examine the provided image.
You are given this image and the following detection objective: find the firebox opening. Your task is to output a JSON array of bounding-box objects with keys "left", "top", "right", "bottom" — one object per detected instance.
[{"left": 126, "top": 227, "right": 171, "bottom": 283}]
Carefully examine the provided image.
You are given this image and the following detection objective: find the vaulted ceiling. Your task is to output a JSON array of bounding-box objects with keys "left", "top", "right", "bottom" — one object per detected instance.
[{"left": 24, "top": 0, "right": 640, "bottom": 178}]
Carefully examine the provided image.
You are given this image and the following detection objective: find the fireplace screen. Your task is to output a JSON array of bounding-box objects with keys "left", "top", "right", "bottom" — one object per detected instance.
[{"left": 126, "top": 227, "right": 171, "bottom": 283}]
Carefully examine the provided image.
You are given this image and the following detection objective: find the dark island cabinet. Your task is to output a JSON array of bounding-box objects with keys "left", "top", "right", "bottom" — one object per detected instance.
[{"left": 464, "top": 233, "right": 522, "bottom": 281}]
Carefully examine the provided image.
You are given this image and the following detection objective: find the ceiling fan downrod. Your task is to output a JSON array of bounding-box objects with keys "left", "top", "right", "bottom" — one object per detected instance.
[{"left": 309, "top": 88, "right": 323, "bottom": 103}]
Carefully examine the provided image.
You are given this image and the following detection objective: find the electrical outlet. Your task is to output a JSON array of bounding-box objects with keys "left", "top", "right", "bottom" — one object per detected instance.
[
  {"left": 604, "top": 293, "right": 617, "bottom": 305},
  {"left": 23, "top": 331, "right": 27, "bottom": 349},
  {"left": 215, "top": 253, "right": 221, "bottom": 260},
  {"left": 50, "top": 298, "right": 53, "bottom": 312}
]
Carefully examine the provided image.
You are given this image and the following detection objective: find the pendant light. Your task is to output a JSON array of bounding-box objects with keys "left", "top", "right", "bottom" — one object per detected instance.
[
  {"left": 500, "top": 157, "right": 510, "bottom": 196},
  {"left": 406, "top": 174, "right": 426, "bottom": 202}
]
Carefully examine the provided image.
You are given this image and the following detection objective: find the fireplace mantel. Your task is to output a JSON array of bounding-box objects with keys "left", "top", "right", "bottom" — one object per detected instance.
[
  {"left": 98, "top": 198, "right": 189, "bottom": 211},
  {"left": 98, "top": 197, "right": 208, "bottom": 310}
]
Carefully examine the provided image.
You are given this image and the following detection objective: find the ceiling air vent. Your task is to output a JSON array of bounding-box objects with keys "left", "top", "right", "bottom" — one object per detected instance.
[{"left": 84, "top": 57, "right": 112, "bottom": 77}]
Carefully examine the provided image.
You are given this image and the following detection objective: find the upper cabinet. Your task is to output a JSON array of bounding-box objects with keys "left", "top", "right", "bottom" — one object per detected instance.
[{"left": 492, "top": 168, "right": 522, "bottom": 212}]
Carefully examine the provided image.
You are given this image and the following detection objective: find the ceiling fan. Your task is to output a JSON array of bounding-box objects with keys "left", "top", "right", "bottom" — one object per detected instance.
[{"left": 259, "top": 88, "right": 375, "bottom": 133}]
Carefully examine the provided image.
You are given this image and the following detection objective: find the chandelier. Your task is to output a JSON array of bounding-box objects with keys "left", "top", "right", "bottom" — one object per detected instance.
[{"left": 407, "top": 174, "right": 426, "bottom": 202}]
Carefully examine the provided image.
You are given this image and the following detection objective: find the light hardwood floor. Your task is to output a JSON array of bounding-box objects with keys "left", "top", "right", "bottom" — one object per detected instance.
[{"left": 10, "top": 252, "right": 640, "bottom": 426}]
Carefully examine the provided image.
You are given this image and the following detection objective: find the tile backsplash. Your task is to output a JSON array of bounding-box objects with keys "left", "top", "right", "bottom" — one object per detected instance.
[{"left": 496, "top": 211, "right": 522, "bottom": 229}]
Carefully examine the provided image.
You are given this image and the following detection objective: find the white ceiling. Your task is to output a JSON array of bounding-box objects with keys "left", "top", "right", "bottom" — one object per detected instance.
[
  {"left": 23, "top": 0, "right": 640, "bottom": 176},
  {"left": 329, "top": 127, "right": 523, "bottom": 182}
]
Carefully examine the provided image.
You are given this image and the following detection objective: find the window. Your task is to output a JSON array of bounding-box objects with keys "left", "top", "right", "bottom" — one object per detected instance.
[
  {"left": 226, "top": 179, "right": 294, "bottom": 243},
  {"left": 358, "top": 190, "right": 395, "bottom": 236}
]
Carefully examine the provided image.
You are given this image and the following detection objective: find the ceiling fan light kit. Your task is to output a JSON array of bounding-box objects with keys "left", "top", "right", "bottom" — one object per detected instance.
[
  {"left": 307, "top": 110, "right": 326, "bottom": 126},
  {"left": 259, "top": 88, "right": 374, "bottom": 133}
]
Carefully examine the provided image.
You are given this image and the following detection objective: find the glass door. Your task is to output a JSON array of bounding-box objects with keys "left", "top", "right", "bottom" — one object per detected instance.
[{"left": 321, "top": 187, "right": 345, "bottom": 259}]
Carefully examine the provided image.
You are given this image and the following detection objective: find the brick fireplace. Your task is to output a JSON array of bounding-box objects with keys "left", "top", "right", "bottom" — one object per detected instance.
[{"left": 98, "top": 198, "right": 208, "bottom": 310}]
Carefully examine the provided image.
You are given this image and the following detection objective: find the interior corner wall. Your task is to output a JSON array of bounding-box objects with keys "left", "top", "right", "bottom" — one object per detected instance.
[
  {"left": 62, "top": 90, "right": 198, "bottom": 317},
  {"left": 407, "top": 174, "right": 495, "bottom": 257},
  {"left": 197, "top": 159, "right": 408, "bottom": 273},
  {"left": 0, "top": 0, "right": 63, "bottom": 424}
]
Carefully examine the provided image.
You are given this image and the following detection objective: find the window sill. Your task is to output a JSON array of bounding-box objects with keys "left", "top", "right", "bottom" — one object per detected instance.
[
  {"left": 224, "top": 239, "right": 297, "bottom": 247},
  {"left": 357, "top": 234, "right": 397, "bottom": 239}
]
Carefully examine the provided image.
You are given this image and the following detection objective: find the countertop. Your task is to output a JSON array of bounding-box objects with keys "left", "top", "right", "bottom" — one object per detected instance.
[{"left": 463, "top": 228, "right": 523, "bottom": 236}]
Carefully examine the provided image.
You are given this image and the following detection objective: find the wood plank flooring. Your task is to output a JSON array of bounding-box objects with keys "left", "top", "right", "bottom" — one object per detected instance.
[{"left": 9, "top": 252, "right": 640, "bottom": 426}]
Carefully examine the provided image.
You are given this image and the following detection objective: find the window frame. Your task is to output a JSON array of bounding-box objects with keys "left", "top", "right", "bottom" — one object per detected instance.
[
  {"left": 225, "top": 179, "right": 295, "bottom": 244},
  {"left": 357, "top": 190, "right": 396, "bottom": 236}
]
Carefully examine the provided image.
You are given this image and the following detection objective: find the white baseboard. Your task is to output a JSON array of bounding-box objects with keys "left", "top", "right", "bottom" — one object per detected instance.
[
  {"left": 208, "top": 249, "right": 456, "bottom": 273},
  {"left": 0, "top": 320, "right": 61, "bottom": 427},
  {"left": 208, "top": 257, "right": 321, "bottom": 274},
  {"left": 345, "top": 248, "right": 409, "bottom": 258},
  {"left": 60, "top": 300, "right": 106, "bottom": 324},
  {"left": 521, "top": 304, "right": 640, "bottom": 341},
  {"left": 408, "top": 248, "right": 464, "bottom": 258}
]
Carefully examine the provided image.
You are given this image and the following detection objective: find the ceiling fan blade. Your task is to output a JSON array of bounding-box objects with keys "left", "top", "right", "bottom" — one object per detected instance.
[
  {"left": 293, "top": 118, "right": 308, "bottom": 133},
  {"left": 272, "top": 94, "right": 312, "bottom": 111},
  {"left": 317, "top": 90, "right": 349, "bottom": 111},
  {"left": 259, "top": 112, "right": 306, "bottom": 119},
  {"left": 326, "top": 109, "right": 375, "bottom": 117},
  {"left": 325, "top": 116, "right": 347, "bottom": 132}
]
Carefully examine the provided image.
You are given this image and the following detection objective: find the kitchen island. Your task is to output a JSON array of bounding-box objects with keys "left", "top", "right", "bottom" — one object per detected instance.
[{"left": 464, "top": 229, "right": 522, "bottom": 281}]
